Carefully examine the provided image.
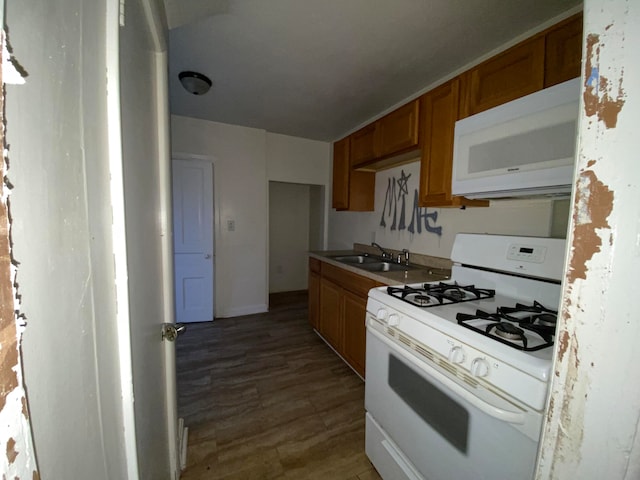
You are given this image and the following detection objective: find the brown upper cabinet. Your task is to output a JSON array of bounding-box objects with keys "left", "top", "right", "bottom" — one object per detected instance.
[
  {"left": 375, "top": 99, "right": 420, "bottom": 158},
  {"left": 351, "top": 99, "right": 421, "bottom": 171},
  {"left": 333, "top": 12, "right": 583, "bottom": 210},
  {"left": 332, "top": 137, "right": 350, "bottom": 210},
  {"left": 545, "top": 13, "right": 584, "bottom": 88},
  {"left": 459, "top": 36, "right": 545, "bottom": 118},
  {"left": 332, "top": 136, "right": 375, "bottom": 211},
  {"left": 350, "top": 124, "right": 377, "bottom": 167},
  {"left": 419, "top": 79, "right": 489, "bottom": 208}
]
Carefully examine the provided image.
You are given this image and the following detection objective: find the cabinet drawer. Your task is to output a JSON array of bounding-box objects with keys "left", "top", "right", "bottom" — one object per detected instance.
[{"left": 321, "top": 263, "right": 378, "bottom": 297}]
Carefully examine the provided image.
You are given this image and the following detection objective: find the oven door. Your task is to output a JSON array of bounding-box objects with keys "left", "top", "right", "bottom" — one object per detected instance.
[{"left": 365, "top": 324, "right": 542, "bottom": 480}]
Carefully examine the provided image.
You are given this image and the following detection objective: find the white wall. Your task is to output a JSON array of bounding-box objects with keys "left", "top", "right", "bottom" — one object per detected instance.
[
  {"left": 266, "top": 132, "right": 331, "bottom": 185},
  {"left": 171, "top": 115, "right": 269, "bottom": 317},
  {"left": 5, "top": 0, "right": 129, "bottom": 478},
  {"left": 308, "top": 184, "right": 325, "bottom": 250},
  {"left": 328, "top": 161, "right": 560, "bottom": 259},
  {"left": 266, "top": 132, "right": 331, "bottom": 293},
  {"left": 269, "top": 182, "right": 311, "bottom": 293},
  {"left": 171, "top": 116, "right": 331, "bottom": 315}
]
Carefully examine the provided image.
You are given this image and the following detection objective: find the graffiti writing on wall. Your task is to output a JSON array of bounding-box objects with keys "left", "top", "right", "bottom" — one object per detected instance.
[{"left": 380, "top": 169, "right": 442, "bottom": 236}]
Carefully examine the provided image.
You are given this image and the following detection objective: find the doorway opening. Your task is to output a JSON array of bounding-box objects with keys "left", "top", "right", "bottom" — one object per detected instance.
[{"left": 268, "top": 181, "right": 325, "bottom": 301}]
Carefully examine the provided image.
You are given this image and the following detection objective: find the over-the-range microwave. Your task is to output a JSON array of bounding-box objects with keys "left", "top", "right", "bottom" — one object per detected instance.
[{"left": 452, "top": 78, "right": 580, "bottom": 199}]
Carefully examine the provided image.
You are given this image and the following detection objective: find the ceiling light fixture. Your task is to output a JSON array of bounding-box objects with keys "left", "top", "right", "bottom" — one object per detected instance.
[{"left": 178, "top": 71, "right": 212, "bottom": 95}]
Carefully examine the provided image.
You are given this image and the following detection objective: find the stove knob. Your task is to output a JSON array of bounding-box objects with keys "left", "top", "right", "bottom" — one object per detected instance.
[
  {"left": 387, "top": 314, "right": 400, "bottom": 327},
  {"left": 448, "top": 346, "right": 466, "bottom": 364},
  {"left": 470, "top": 358, "right": 490, "bottom": 378},
  {"left": 376, "top": 308, "right": 388, "bottom": 322}
]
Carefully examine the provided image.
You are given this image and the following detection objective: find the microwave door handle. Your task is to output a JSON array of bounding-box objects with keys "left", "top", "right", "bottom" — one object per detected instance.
[{"left": 368, "top": 326, "right": 527, "bottom": 425}]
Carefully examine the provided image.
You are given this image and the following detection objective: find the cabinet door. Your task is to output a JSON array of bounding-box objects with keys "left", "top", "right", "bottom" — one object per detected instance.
[
  {"left": 544, "top": 13, "right": 583, "bottom": 88},
  {"left": 332, "top": 137, "right": 375, "bottom": 212},
  {"left": 350, "top": 124, "right": 377, "bottom": 167},
  {"left": 419, "top": 79, "right": 488, "bottom": 208},
  {"left": 319, "top": 279, "right": 343, "bottom": 352},
  {"left": 419, "top": 79, "right": 459, "bottom": 206},
  {"left": 376, "top": 100, "right": 420, "bottom": 158},
  {"left": 342, "top": 290, "right": 367, "bottom": 378},
  {"left": 332, "top": 137, "right": 350, "bottom": 210},
  {"left": 308, "top": 270, "right": 320, "bottom": 330},
  {"left": 460, "top": 36, "right": 545, "bottom": 118}
]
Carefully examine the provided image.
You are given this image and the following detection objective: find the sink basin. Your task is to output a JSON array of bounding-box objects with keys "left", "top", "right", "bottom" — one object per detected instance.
[
  {"left": 358, "top": 261, "right": 412, "bottom": 272},
  {"left": 329, "top": 254, "right": 414, "bottom": 273},
  {"left": 331, "top": 255, "right": 380, "bottom": 265}
]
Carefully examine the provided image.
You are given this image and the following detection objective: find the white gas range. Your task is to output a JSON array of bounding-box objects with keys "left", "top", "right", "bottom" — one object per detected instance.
[{"left": 364, "top": 234, "right": 566, "bottom": 480}]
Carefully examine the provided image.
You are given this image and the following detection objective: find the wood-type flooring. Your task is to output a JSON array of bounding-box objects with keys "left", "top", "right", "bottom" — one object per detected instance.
[{"left": 176, "top": 291, "right": 382, "bottom": 480}]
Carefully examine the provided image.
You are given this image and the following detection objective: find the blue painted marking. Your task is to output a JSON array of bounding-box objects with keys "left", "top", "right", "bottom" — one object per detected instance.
[{"left": 587, "top": 67, "right": 599, "bottom": 87}]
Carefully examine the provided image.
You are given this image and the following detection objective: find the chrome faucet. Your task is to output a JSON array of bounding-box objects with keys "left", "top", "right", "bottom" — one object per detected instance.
[
  {"left": 371, "top": 242, "right": 393, "bottom": 261},
  {"left": 395, "top": 249, "right": 410, "bottom": 265},
  {"left": 402, "top": 249, "right": 410, "bottom": 266}
]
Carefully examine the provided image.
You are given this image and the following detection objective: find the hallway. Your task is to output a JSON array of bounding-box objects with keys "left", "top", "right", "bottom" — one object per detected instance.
[{"left": 176, "top": 292, "right": 381, "bottom": 479}]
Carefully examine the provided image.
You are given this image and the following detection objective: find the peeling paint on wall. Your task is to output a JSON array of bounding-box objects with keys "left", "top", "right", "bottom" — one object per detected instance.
[
  {"left": 566, "top": 169, "right": 614, "bottom": 284},
  {"left": 538, "top": 3, "right": 640, "bottom": 479},
  {"left": 583, "top": 33, "right": 626, "bottom": 128},
  {"left": 0, "top": 29, "right": 39, "bottom": 479}
]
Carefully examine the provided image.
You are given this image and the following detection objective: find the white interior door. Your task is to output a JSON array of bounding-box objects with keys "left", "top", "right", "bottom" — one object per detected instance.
[
  {"left": 115, "top": 0, "right": 179, "bottom": 478},
  {"left": 172, "top": 159, "right": 215, "bottom": 323}
]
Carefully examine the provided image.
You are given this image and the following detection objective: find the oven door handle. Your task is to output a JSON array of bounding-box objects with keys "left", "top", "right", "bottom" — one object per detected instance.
[{"left": 368, "top": 327, "right": 528, "bottom": 425}]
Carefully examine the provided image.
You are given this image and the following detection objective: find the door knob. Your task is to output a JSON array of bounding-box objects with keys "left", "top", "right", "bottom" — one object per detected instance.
[
  {"left": 204, "top": 254, "right": 212, "bottom": 259},
  {"left": 162, "top": 323, "right": 186, "bottom": 342}
]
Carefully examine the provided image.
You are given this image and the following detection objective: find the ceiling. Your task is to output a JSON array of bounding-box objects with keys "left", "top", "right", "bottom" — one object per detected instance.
[{"left": 165, "top": 0, "right": 581, "bottom": 142}]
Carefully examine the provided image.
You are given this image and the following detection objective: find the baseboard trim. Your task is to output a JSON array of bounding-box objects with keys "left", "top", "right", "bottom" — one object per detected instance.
[
  {"left": 219, "top": 303, "right": 268, "bottom": 318},
  {"left": 178, "top": 417, "right": 188, "bottom": 472}
]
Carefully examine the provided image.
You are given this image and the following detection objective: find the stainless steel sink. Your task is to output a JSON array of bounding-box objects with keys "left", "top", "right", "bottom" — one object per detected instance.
[
  {"left": 357, "top": 262, "right": 413, "bottom": 272},
  {"left": 329, "top": 253, "right": 414, "bottom": 273},
  {"left": 330, "top": 255, "right": 380, "bottom": 264}
]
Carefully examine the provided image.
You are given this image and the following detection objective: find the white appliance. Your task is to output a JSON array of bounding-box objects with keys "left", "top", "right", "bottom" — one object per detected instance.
[
  {"left": 452, "top": 78, "right": 580, "bottom": 199},
  {"left": 364, "top": 233, "right": 566, "bottom": 480}
]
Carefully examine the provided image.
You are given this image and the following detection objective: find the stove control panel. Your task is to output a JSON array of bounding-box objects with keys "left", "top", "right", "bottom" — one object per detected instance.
[{"left": 507, "top": 244, "right": 547, "bottom": 263}]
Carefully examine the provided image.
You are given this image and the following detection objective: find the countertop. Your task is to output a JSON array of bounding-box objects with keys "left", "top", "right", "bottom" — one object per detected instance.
[{"left": 309, "top": 246, "right": 452, "bottom": 286}]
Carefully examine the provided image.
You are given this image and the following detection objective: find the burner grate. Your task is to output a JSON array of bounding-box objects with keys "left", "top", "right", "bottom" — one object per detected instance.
[
  {"left": 387, "top": 282, "right": 495, "bottom": 308},
  {"left": 456, "top": 301, "right": 557, "bottom": 351}
]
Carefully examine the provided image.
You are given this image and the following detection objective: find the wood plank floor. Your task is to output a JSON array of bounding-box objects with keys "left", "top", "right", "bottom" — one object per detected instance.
[{"left": 176, "top": 291, "right": 382, "bottom": 480}]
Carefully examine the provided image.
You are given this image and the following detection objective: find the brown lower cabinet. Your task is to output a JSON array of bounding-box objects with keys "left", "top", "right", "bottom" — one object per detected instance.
[
  {"left": 341, "top": 290, "right": 368, "bottom": 376},
  {"left": 319, "top": 279, "right": 343, "bottom": 351},
  {"left": 309, "top": 258, "right": 381, "bottom": 378}
]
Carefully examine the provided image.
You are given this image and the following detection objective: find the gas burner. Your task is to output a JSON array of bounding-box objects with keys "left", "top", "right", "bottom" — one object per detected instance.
[
  {"left": 412, "top": 294, "right": 433, "bottom": 306},
  {"left": 457, "top": 303, "right": 555, "bottom": 351},
  {"left": 388, "top": 282, "right": 495, "bottom": 308},
  {"left": 498, "top": 301, "right": 558, "bottom": 335},
  {"left": 443, "top": 289, "right": 466, "bottom": 301},
  {"left": 536, "top": 313, "right": 557, "bottom": 327},
  {"left": 491, "top": 322, "right": 525, "bottom": 340}
]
